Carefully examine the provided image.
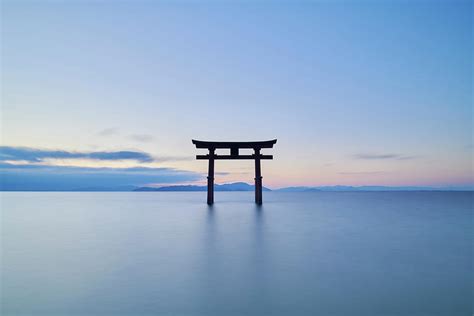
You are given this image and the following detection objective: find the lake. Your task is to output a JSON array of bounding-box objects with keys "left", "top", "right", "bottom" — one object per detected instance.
[{"left": 1, "top": 192, "right": 472, "bottom": 316}]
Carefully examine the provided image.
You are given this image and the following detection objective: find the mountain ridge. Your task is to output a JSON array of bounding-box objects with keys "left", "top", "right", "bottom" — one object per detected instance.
[
  {"left": 2, "top": 182, "right": 471, "bottom": 192},
  {"left": 134, "top": 182, "right": 271, "bottom": 192},
  {"left": 134, "top": 182, "right": 473, "bottom": 192}
]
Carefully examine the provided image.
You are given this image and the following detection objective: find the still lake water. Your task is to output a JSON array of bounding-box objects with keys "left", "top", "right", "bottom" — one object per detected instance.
[{"left": 1, "top": 192, "right": 472, "bottom": 316}]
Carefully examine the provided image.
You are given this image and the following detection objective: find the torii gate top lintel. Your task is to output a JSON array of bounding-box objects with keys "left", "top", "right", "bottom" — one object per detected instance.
[
  {"left": 192, "top": 139, "right": 277, "bottom": 160},
  {"left": 192, "top": 139, "right": 277, "bottom": 149},
  {"left": 192, "top": 139, "right": 277, "bottom": 205}
]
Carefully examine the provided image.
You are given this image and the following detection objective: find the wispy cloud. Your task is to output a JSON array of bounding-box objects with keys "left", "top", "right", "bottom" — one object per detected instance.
[
  {"left": 129, "top": 134, "right": 155, "bottom": 143},
  {"left": 0, "top": 146, "right": 154, "bottom": 163},
  {"left": 97, "top": 127, "right": 119, "bottom": 136},
  {"left": 353, "top": 153, "right": 415, "bottom": 160},
  {"left": 215, "top": 172, "right": 231, "bottom": 176},
  {"left": 338, "top": 171, "right": 387, "bottom": 175},
  {"left": 0, "top": 163, "right": 202, "bottom": 190},
  {"left": 155, "top": 156, "right": 194, "bottom": 162}
]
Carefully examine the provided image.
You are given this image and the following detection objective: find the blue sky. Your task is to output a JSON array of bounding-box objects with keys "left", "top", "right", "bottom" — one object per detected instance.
[{"left": 1, "top": 0, "right": 472, "bottom": 189}]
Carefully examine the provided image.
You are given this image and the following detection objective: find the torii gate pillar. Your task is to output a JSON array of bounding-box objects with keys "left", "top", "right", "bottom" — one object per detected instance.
[
  {"left": 254, "top": 148, "right": 262, "bottom": 205},
  {"left": 207, "top": 148, "right": 215, "bottom": 205},
  {"left": 192, "top": 139, "right": 277, "bottom": 205}
]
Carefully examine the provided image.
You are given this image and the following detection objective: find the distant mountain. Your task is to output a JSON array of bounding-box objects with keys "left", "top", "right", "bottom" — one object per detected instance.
[
  {"left": 72, "top": 185, "right": 138, "bottom": 192},
  {"left": 276, "top": 186, "right": 318, "bottom": 192},
  {"left": 3, "top": 182, "right": 471, "bottom": 192},
  {"left": 0, "top": 185, "right": 139, "bottom": 192},
  {"left": 134, "top": 182, "right": 271, "bottom": 192},
  {"left": 135, "top": 185, "right": 204, "bottom": 192},
  {"left": 276, "top": 185, "right": 474, "bottom": 192}
]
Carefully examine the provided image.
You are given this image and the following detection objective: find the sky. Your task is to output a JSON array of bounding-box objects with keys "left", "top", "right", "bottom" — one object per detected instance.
[{"left": 1, "top": 0, "right": 472, "bottom": 190}]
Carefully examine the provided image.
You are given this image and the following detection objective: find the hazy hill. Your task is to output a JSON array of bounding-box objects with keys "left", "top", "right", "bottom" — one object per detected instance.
[
  {"left": 275, "top": 185, "right": 473, "bottom": 192},
  {"left": 134, "top": 182, "right": 271, "bottom": 192}
]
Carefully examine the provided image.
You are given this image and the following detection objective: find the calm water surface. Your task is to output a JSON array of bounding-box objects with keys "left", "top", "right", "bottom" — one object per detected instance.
[{"left": 1, "top": 192, "right": 472, "bottom": 315}]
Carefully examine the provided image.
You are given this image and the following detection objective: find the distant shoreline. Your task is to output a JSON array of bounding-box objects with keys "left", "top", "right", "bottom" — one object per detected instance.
[
  {"left": 1, "top": 190, "right": 473, "bottom": 193},
  {"left": 1, "top": 181, "right": 472, "bottom": 192}
]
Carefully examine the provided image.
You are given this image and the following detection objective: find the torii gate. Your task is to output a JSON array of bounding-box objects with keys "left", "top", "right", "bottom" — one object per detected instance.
[{"left": 192, "top": 139, "right": 277, "bottom": 205}]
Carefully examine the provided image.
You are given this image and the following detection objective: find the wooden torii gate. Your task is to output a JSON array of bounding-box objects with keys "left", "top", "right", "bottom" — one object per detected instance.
[{"left": 192, "top": 139, "right": 277, "bottom": 205}]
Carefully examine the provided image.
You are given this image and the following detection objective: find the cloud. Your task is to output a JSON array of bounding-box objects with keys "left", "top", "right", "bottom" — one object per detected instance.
[
  {"left": 0, "top": 163, "right": 202, "bottom": 190},
  {"left": 129, "top": 134, "right": 155, "bottom": 143},
  {"left": 97, "top": 128, "right": 119, "bottom": 136},
  {"left": 215, "top": 171, "right": 250, "bottom": 175},
  {"left": 0, "top": 146, "right": 154, "bottom": 163},
  {"left": 215, "top": 172, "right": 231, "bottom": 176},
  {"left": 353, "top": 153, "right": 415, "bottom": 160},
  {"left": 155, "top": 156, "right": 194, "bottom": 162},
  {"left": 338, "top": 171, "right": 387, "bottom": 175}
]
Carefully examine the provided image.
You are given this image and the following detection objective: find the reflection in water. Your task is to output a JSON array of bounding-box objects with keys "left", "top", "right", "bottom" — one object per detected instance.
[
  {"left": 250, "top": 204, "right": 268, "bottom": 308},
  {"left": 251, "top": 204, "right": 265, "bottom": 280},
  {"left": 199, "top": 203, "right": 269, "bottom": 313},
  {"left": 201, "top": 205, "right": 218, "bottom": 305}
]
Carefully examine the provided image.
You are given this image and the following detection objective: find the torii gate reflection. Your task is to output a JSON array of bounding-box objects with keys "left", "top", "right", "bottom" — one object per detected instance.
[{"left": 192, "top": 139, "right": 277, "bottom": 205}]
